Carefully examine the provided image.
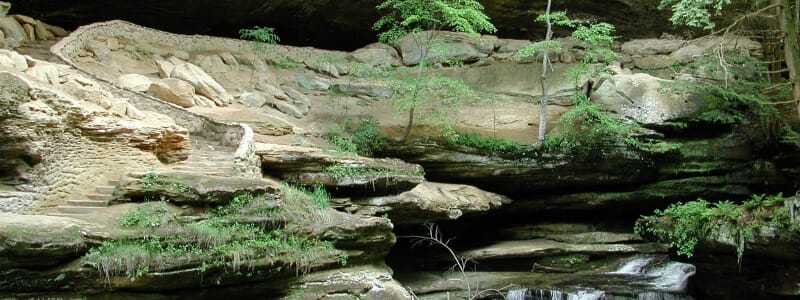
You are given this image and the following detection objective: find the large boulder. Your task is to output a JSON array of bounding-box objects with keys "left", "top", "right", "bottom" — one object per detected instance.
[
  {"left": 0, "top": 16, "right": 25, "bottom": 46},
  {"left": 170, "top": 63, "right": 233, "bottom": 106},
  {"left": 351, "top": 43, "right": 401, "bottom": 68},
  {"left": 394, "top": 31, "right": 495, "bottom": 66},
  {"left": 148, "top": 78, "right": 196, "bottom": 108},
  {"left": 118, "top": 73, "right": 154, "bottom": 92},
  {"left": 621, "top": 38, "right": 685, "bottom": 56},
  {"left": 592, "top": 73, "right": 703, "bottom": 125},
  {"left": 359, "top": 182, "right": 512, "bottom": 224}
]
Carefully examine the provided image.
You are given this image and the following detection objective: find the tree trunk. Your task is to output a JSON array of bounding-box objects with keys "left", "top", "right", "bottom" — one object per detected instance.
[
  {"left": 778, "top": 0, "right": 800, "bottom": 118},
  {"left": 536, "top": 0, "right": 554, "bottom": 147}
]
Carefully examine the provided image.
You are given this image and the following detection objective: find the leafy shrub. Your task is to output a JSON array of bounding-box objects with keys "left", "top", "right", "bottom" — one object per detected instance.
[
  {"left": 545, "top": 95, "right": 639, "bottom": 150},
  {"left": 447, "top": 131, "right": 527, "bottom": 154},
  {"left": 325, "top": 114, "right": 387, "bottom": 156}
]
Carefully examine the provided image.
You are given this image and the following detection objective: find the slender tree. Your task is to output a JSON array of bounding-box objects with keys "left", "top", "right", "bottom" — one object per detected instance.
[{"left": 373, "top": 0, "right": 496, "bottom": 143}]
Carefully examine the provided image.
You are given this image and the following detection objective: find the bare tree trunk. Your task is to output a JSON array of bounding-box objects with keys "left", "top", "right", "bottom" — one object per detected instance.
[
  {"left": 778, "top": 0, "right": 800, "bottom": 118},
  {"left": 536, "top": 0, "right": 554, "bottom": 147}
]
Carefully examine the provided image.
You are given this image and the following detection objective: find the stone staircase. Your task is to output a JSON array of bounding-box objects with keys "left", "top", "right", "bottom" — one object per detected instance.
[
  {"left": 169, "top": 148, "right": 236, "bottom": 177},
  {"left": 51, "top": 178, "right": 121, "bottom": 216}
]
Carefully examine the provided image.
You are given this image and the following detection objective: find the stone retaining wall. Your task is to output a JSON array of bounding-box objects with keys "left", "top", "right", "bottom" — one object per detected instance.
[{"left": 51, "top": 20, "right": 261, "bottom": 179}]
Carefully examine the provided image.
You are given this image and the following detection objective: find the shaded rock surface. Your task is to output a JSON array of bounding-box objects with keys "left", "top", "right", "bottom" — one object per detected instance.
[
  {"left": 256, "top": 143, "right": 425, "bottom": 196},
  {"left": 113, "top": 172, "right": 275, "bottom": 206}
]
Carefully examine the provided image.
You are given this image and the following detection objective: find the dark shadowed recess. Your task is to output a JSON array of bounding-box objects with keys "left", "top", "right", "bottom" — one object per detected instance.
[{"left": 9, "top": 0, "right": 675, "bottom": 51}]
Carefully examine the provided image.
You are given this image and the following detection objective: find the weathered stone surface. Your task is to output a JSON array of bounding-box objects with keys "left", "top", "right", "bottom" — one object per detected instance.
[
  {"left": 351, "top": 43, "right": 400, "bottom": 68},
  {"left": 283, "top": 264, "right": 411, "bottom": 300},
  {"left": 621, "top": 38, "right": 685, "bottom": 56},
  {"left": 79, "top": 114, "right": 191, "bottom": 163},
  {"left": 359, "top": 182, "right": 511, "bottom": 224},
  {"left": 283, "top": 86, "right": 311, "bottom": 115},
  {"left": 270, "top": 100, "right": 303, "bottom": 119},
  {"left": 113, "top": 172, "right": 275, "bottom": 206},
  {"left": 0, "top": 191, "right": 35, "bottom": 214},
  {"left": 42, "top": 22, "right": 68, "bottom": 37},
  {"left": 256, "top": 143, "right": 425, "bottom": 196},
  {"left": 377, "top": 144, "right": 655, "bottom": 195},
  {"left": 171, "top": 63, "right": 232, "bottom": 106},
  {"left": 33, "top": 20, "right": 54, "bottom": 41},
  {"left": 154, "top": 59, "right": 174, "bottom": 78},
  {"left": 0, "top": 213, "right": 91, "bottom": 269},
  {"left": 117, "top": 73, "right": 153, "bottom": 92},
  {"left": 0, "top": 49, "right": 27, "bottom": 71},
  {"left": 0, "top": 2, "right": 9, "bottom": 17},
  {"left": 631, "top": 55, "right": 680, "bottom": 70},
  {"left": 238, "top": 91, "right": 269, "bottom": 108},
  {"left": 300, "top": 210, "right": 395, "bottom": 257},
  {"left": 332, "top": 81, "right": 392, "bottom": 99},
  {"left": 0, "top": 16, "right": 26, "bottom": 46},
  {"left": 592, "top": 73, "right": 703, "bottom": 125},
  {"left": 148, "top": 78, "right": 196, "bottom": 108},
  {"left": 257, "top": 81, "right": 289, "bottom": 100},
  {"left": 395, "top": 31, "right": 494, "bottom": 66},
  {"left": 191, "top": 54, "right": 229, "bottom": 73},
  {"left": 85, "top": 39, "right": 111, "bottom": 63},
  {"left": 458, "top": 239, "right": 667, "bottom": 261},
  {"left": 295, "top": 74, "right": 331, "bottom": 90},
  {"left": 23, "top": 61, "right": 59, "bottom": 85}
]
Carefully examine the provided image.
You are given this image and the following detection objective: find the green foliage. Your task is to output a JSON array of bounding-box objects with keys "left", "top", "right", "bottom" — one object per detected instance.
[
  {"left": 325, "top": 114, "right": 388, "bottom": 156},
  {"left": 86, "top": 189, "right": 343, "bottom": 281},
  {"left": 515, "top": 40, "right": 562, "bottom": 60},
  {"left": 278, "top": 183, "right": 332, "bottom": 210},
  {"left": 239, "top": 26, "right": 280, "bottom": 47},
  {"left": 446, "top": 131, "right": 527, "bottom": 154},
  {"left": 658, "top": 0, "right": 732, "bottom": 30},
  {"left": 119, "top": 201, "right": 173, "bottom": 229},
  {"left": 139, "top": 172, "right": 192, "bottom": 194},
  {"left": 637, "top": 193, "right": 799, "bottom": 265},
  {"left": 544, "top": 95, "right": 640, "bottom": 150},
  {"left": 373, "top": 0, "right": 497, "bottom": 42},
  {"left": 324, "top": 164, "right": 424, "bottom": 179},
  {"left": 666, "top": 54, "right": 799, "bottom": 145}
]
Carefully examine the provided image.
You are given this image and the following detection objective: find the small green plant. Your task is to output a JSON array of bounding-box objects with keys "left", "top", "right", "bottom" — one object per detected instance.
[
  {"left": 636, "top": 193, "right": 799, "bottom": 267},
  {"left": 325, "top": 114, "right": 388, "bottom": 156},
  {"left": 119, "top": 201, "right": 173, "bottom": 229},
  {"left": 544, "top": 95, "right": 640, "bottom": 151},
  {"left": 446, "top": 131, "right": 527, "bottom": 154},
  {"left": 139, "top": 172, "right": 192, "bottom": 194},
  {"left": 324, "top": 164, "right": 424, "bottom": 179},
  {"left": 239, "top": 26, "right": 281, "bottom": 85}
]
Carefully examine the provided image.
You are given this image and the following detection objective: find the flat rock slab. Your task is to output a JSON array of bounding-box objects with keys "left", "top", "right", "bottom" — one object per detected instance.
[
  {"left": 458, "top": 239, "right": 667, "bottom": 261},
  {"left": 359, "top": 182, "right": 512, "bottom": 224},
  {"left": 0, "top": 213, "right": 97, "bottom": 269},
  {"left": 113, "top": 172, "right": 277, "bottom": 206},
  {"left": 256, "top": 143, "right": 425, "bottom": 196}
]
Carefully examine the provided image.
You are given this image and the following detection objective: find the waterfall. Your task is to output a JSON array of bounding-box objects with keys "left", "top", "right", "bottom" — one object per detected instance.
[
  {"left": 505, "top": 288, "right": 606, "bottom": 300},
  {"left": 609, "top": 258, "right": 654, "bottom": 275},
  {"left": 645, "top": 262, "right": 696, "bottom": 292}
]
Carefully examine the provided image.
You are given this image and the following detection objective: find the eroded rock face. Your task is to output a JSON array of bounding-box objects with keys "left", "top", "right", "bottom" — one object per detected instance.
[
  {"left": 256, "top": 143, "right": 425, "bottom": 196},
  {"left": 283, "top": 264, "right": 411, "bottom": 300},
  {"left": 170, "top": 63, "right": 233, "bottom": 106},
  {"left": 357, "top": 182, "right": 512, "bottom": 224},
  {"left": 113, "top": 172, "right": 276, "bottom": 206},
  {"left": 592, "top": 73, "right": 703, "bottom": 125},
  {"left": 394, "top": 31, "right": 495, "bottom": 66},
  {"left": 0, "top": 213, "right": 92, "bottom": 269}
]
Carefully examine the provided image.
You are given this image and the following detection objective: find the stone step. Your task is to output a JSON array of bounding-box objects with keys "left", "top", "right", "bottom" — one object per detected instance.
[
  {"left": 108, "top": 179, "right": 121, "bottom": 186},
  {"left": 95, "top": 185, "right": 116, "bottom": 194},
  {"left": 57, "top": 206, "right": 105, "bottom": 214},
  {"left": 87, "top": 193, "right": 115, "bottom": 201},
  {"left": 66, "top": 199, "right": 108, "bottom": 207},
  {"left": 187, "top": 156, "right": 235, "bottom": 162}
]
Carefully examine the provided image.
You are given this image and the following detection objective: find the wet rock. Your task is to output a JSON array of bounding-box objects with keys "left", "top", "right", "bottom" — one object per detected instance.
[{"left": 458, "top": 239, "right": 667, "bottom": 261}]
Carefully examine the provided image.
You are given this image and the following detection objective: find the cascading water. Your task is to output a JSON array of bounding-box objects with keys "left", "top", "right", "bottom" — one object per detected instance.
[{"left": 503, "top": 257, "right": 696, "bottom": 300}]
